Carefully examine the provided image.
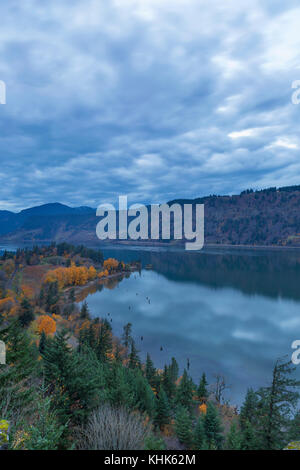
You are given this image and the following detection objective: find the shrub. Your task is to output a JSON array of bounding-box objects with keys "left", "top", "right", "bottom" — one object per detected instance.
[{"left": 78, "top": 405, "right": 149, "bottom": 450}]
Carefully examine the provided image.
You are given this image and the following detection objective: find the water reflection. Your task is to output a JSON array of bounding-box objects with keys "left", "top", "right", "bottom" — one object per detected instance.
[
  {"left": 100, "top": 247, "right": 300, "bottom": 300},
  {"left": 81, "top": 248, "right": 300, "bottom": 406}
]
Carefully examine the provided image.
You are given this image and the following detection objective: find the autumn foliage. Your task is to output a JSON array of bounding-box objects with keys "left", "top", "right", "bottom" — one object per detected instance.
[
  {"left": 199, "top": 403, "right": 207, "bottom": 415},
  {"left": 44, "top": 263, "right": 97, "bottom": 288},
  {"left": 103, "top": 258, "right": 119, "bottom": 272},
  {"left": 98, "top": 269, "right": 109, "bottom": 279},
  {"left": 37, "top": 315, "right": 56, "bottom": 335}
]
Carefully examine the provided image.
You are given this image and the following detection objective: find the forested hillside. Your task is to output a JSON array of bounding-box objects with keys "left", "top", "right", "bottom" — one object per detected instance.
[{"left": 1, "top": 186, "right": 300, "bottom": 246}]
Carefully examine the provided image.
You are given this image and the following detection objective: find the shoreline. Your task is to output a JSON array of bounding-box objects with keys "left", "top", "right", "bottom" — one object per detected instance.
[
  {"left": 1, "top": 239, "right": 300, "bottom": 253},
  {"left": 64, "top": 266, "right": 140, "bottom": 301}
]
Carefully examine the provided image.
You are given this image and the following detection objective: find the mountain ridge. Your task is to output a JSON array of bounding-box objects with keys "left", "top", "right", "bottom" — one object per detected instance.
[{"left": 1, "top": 185, "right": 300, "bottom": 246}]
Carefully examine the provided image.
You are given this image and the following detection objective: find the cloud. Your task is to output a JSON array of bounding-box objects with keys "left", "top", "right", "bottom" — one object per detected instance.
[{"left": 0, "top": 0, "right": 299, "bottom": 210}]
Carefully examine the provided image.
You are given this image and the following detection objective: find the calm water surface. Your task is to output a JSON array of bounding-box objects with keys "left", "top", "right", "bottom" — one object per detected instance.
[{"left": 81, "top": 247, "right": 300, "bottom": 406}]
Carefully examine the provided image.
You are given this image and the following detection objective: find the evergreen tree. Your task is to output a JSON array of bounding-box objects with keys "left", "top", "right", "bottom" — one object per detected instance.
[
  {"left": 18, "top": 298, "right": 34, "bottom": 327},
  {"left": 145, "top": 353, "right": 156, "bottom": 387},
  {"left": 39, "top": 330, "right": 47, "bottom": 355},
  {"left": 175, "top": 406, "right": 193, "bottom": 448},
  {"left": 87, "top": 324, "right": 97, "bottom": 350},
  {"left": 154, "top": 386, "right": 171, "bottom": 429},
  {"left": 169, "top": 357, "right": 179, "bottom": 383},
  {"left": 80, "top": 301, "right": 89, "bottom": 319},
  {"left": 21, "top": 395, "right": 66, "bottom": 450},
  {"left": 198, "top": 373, "right": 209, "bottom": 402},
  {"left": 240, "top": 388, "right": 259, "bottom": 431},
  {"left": 241, "top": 419, "right": 257, "bottom": 450},
  {"left": 225, "top": 421, "right": 242, "bottom": 450},
  {"left": 96, "top": 319, "right": 112, "bottom": 363},
  {"left": 128, "top": 340, "right": 141, "bottom": 369},
  {"left": 46, "top": 281, "right": 60, "bottom": 310},
  {"left": 204, "top": 402, "right": 223, "bottom": 449},
  {"left": 107, "top": 363, "right": 133, "bottom": 408},
  {"left": 39, "top": 287, "right": 45, "bottom": 306},
  {"left": 193, "top": 416, "right": 207, "bottom": 450},
  {"left": 0, "top": 321, "right": 38, "bottom": 418},
  {"left": 43, "top": 330, "right": 104, "bottom": 425},
  {"left": 162, "top": 365, "right": 176, "bottom": 400},
  {"left": 176, "top": 369, "right": 194, "bottom": 410},
  {"left": 255, "top": 359, "right": 300, "bottom": 450},
  {"left": 144, "top": 434, "right": 166, "bottom": 450},
  {"left": 133, "top": 371, "right": 156, "bottom": 418},
  {"left": 122, "top": 322, "right": 132, "bottom": 350},
  {"left": 114, "top": 342, "right": 122, "bottom": 364}
]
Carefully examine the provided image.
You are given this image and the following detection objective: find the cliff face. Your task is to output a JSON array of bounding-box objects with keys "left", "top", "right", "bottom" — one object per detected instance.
[{"left": 1, "top": 187, "right": 300, "bottom": 246}]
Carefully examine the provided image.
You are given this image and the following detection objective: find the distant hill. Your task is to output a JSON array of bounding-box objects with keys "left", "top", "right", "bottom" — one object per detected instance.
[
  {"left": 0, "top": 203, "right": 97, "bottom": 242},
  {"left": 1, "top": 186, "right": 300, "bottom": 246}
]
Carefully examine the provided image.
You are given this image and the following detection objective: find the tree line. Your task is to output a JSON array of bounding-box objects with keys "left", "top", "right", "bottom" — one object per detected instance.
[{"left": 0, "top": 310, "right": 299, "bottom": 450}]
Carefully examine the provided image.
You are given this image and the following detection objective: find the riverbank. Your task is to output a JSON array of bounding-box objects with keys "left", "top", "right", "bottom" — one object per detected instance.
[
  {"left": 3, "top": 240, "right": 300, "bottom": 255},
  {"left": 64, "top": 264, "right": 140, "bottom": 303}
]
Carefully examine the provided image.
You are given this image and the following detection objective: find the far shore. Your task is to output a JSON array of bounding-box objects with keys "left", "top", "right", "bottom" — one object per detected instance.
[{"left": 1, "top": 239, "right": 300, "bottom": 253}]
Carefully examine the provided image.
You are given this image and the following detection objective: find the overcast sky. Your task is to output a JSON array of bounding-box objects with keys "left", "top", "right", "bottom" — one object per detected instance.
[{"left": 0, "top": 0, "right": 300, "bottom": 211}]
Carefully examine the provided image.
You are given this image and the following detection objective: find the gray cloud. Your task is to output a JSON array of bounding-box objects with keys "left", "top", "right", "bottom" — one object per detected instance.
[{"left": 0, "top": 0, "right": 299, "bottom": 210}]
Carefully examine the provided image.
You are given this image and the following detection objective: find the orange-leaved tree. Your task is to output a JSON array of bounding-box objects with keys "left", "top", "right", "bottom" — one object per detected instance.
[
  {"left": 103, "top": 258, "right": 119, "bottom": 273},
  {"left": 37, "top": 315, "right": 56, "bottom": 336},
  {"left": 88, "top": 266, "right": 97, "bottom": 280}
]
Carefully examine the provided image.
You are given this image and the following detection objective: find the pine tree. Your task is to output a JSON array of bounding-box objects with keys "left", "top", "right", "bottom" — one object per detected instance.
[
  {"left": 169, "top": 357, "right": 179, "bottom": 383},
  {"left": 0, "top": 320, "right": 38, "bottom": 418},
  {"left": 225, "top": 421, "right": 242, "bottom": 450},
  {"left": 241, "top": 419, "right": 257, "bottom": 450},
  {"left": 154, "top": 386, "right": 171, "bottom": 429},
  {"left": 175, "top": 406, "right": 193, "bottom": 448},
  {"left": 46, "top": 281, "right": 60, "bottom": 309},
  {"left": 204, "top": 402, "right": 223, "bottom": 449},
  {"left": 18, "top": 298, "right": 34, "bottom": 327},
  {"left": 96, "top": 319, "right": 112, "bottom": 363},
  {"left": 87, "top": 324, "right": 97, "bottom": 350},
  {"left": 128, "top": 340, "right": 141, "bottom": 369},
  {"left": 80, "top": 301, "right": 89, "bottom": 319},
  {"left": 39, "top": 330, "right": 47, "bottom": 355},
  {"left": 162, "top": 365, "right": 176, "bottom": 400},
  {"left": 122, "top": 322, "right": 132, "bottom": 350},
  {"left": 107, "top": 363, "right": 133, "bottom": 408},
  {"left": 176, "top": 369, "right": 194, "bottom": 410},
  {"left": 145, "top": 353, "right": 156, "bottom": 387},
  {"left": 21, "top": 394, "right": 66, "bottom": 450},
  {"left": 255, "top": 359, "right": 300, "bottom": 450},
  {"left": 193, "top": 416, "right": 207, "bottom": 450},
  {"left": 240, "top": 388, "right": 259, "bottom": 431},
  {"left": 198, "top": 373, "right": 209, "bottom": 402},
  {"left": 39, "top": 286, "right": 45, "bottom": 306},
  {"left": 144, "top": 434, "right": 166, "bottom": 450},
  {"left": 133, "top": 371, "right": 156, "bottom": 418},
  {"left": 114, "top": 342, "right": 122, "bottom": 364},
  {"left": 43, "top": 330, "right": 104, "bottom": 424}
]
